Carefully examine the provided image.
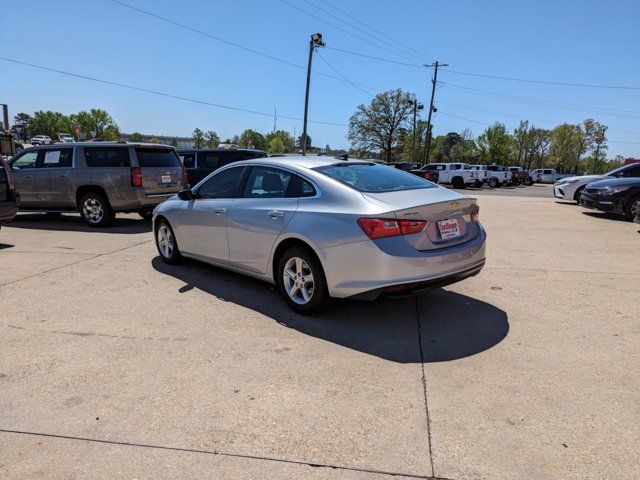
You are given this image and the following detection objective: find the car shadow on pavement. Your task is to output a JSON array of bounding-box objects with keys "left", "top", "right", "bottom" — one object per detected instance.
[
  {"left": 152, "top": 257, "right": 509, "bottom": 364},
  {"left": 581, "top": 211, "right": 630, "bottom": 223},
  {"left": 8, "top": 213, "right": 152, "bottom": 234}
]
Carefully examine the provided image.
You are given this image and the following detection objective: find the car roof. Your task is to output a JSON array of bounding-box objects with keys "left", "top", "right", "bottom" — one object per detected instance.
[
  {"left": 24, "top": 142, "right": 174, "bottom": 148},
  {"left": 228, "top": 155, "right": 374, "bottom": 170},
  {"left": 177, "top": 148, "right": 267, "bottom": 154}
]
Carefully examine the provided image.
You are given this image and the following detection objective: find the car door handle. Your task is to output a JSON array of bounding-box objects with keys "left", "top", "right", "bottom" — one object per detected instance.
[
  {"left": 268, "top": 210, "right": 284, "bottom": 219},
  {"left": 214, "top": 207, "right": 228, "bottom": 215},
  {"left": 24, "top": 175, "right": 32, "bottom": 179}
]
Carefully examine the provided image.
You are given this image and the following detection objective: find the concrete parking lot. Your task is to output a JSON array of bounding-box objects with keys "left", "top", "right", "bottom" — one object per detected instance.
[{"left": 1, "top": 185, "right": 638, "bottom": 479}]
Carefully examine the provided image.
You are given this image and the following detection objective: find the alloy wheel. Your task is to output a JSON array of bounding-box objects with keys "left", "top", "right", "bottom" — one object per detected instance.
[
  {"left": 157, "top": 224, "right": 174, "bottom": 258},
  {"left": 631, "top": 199, "right": 640, "bottom": 219},
  {"left": 282, "top": 256, "right": 315, "bottom": 305},
  {"left": 82, "top": 198, "right": 104, "bottom": 224}
]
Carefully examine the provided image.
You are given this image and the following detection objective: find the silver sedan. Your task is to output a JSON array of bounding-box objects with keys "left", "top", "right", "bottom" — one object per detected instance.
[{"left": 153, "top": 156, "right": 486, "bottom": 314}]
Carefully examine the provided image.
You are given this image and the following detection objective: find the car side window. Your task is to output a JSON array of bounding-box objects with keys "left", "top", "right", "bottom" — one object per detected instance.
[
  {"left": 543, "top": 169, "right": 552, "bottom": 174},
  {"left": 84, "top": 147, "right": 131, "bottom": 167},
  {"left": 10, "top": 151, "right": 38, "bottom": 170},
  {"left": 37, "top": 148, "right": 73, "bottom": 168},
  {"left": 179, "top": 153, "right": 195, "bottom": 169},
  {"left": 243, "top": 167, "right": 294, "bottom": 199},
  {"left": 201, "top": 152, "right": 222, "bottom": 169},
  {"left": 620, "top": 165, "right": 640, "bottom": 177},
  {"left": 298, "top": 177, "right": 317, "bottom": 197},
  {"left": 197, "top": 167, "right": 245, "bottom": 199}
]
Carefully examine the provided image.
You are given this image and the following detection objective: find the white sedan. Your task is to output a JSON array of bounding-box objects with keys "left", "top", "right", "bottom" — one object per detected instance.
[{"left": 554, "top": 163, "right": 640, "bottom": 203}]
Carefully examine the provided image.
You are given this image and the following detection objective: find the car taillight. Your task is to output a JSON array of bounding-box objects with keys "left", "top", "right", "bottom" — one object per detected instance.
[
  {"left": 131, "top": 167, "right": 143, "bottom": 187},
  {"left": 357, "top": 218, "right": 427, "bottom": 239},
  {"left": 424, "top": 172, "right": 430, "bottom": 179},
  {"left": 470, "top": 205, "right": 480, "bottom": 223}
]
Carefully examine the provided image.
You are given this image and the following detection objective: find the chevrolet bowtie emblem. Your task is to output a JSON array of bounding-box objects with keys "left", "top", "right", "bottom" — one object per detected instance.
[{"left": 448, "top": 201, "right": 459, "bottom": 209}]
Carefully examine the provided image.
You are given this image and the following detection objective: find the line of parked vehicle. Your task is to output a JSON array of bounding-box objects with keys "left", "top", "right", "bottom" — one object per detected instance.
[{"left": 552, "top": 162, "right": 640, "bottom": 221}]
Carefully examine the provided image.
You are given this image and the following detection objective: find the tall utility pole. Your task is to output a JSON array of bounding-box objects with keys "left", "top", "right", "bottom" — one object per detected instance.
[
  {"left": 302, "top": 33, "right": 325, "bottom": 156},
  {"left": 422, "top": 61, "right": 448, "bottom": 165},
  {"left": 411, "top": 100, "right": 424, "bottom": 163}
]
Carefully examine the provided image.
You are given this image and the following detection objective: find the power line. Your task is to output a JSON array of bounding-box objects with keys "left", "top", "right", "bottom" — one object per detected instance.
[
  {"left": 316, "top": 52, "right": 374, "bottom": 97},
  {"left": 277, "top": 0, "right": 421, "bottom": 64},
  {"left": 316, "top": 0, "right": 434, "bottom": 62},
  {"left": 300, "top": 0, "right": 430, "bottom": 64},
  {"left": 440, "top": 82, "right": 640, "bottom": 118},
  {"left": 0, "top": 57, "right": 347, "bottom": 126},
  {"left": 440, "top": 68, "right": 640, "bottom": 90},
  {"left": 324, "top": 46, "right": 424, "bottom": 68},
  {"left": 109, "top": 0, "right": 377, "bottom": 91}
]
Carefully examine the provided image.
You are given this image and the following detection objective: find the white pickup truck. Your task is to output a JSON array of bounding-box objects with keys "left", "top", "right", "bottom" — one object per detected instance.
[
  {"left": 529, "top": 169, "right": 573, "bottom": 184},
  {"left": 470, "top": 164, "right": 511, "bottom": 188},
  {"left": 429, "top": 163, "right": 481, "bottom": 189}
]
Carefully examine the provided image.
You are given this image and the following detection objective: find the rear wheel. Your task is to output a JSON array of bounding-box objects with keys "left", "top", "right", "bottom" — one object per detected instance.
[
  {"left": 79, "top": 192, "right": 114, "bottom": 227},
  {"left": 155, "top": 218, "right": 182, "bottom": 264},
  {"left": 277, "top": 246, "right": 329, "bottom": 315},
  {"left": 451, "top": 177, "right": 465, "bottom": 189},
  {"left": 138, "top": 208, "right": 153, "bottom": 221},
  {"left": 488, "top": 178, "right": 499, "bottom": 188},
  {"left": 525, "top": 177, "right": 533, "bottom": 186}
]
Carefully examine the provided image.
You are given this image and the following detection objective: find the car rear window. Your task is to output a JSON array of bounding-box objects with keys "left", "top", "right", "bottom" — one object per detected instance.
[
  {"left": 135, "top": 148, "right": 181, "bottom": 167},
  {"left": 84, "top": 147, "right": 131, "bottom": 167},
  {"left": 314, "top": 163, "right": 436, "bottom": 193}
]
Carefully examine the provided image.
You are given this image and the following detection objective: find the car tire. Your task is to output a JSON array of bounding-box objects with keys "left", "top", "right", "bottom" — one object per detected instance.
[
  {"left": 573, "top": 185, "right": 585, "bottom": 203},
  {"left": 488, "top": 178, "right": 498, "bottom": 188},
  {"left": 525, "top": 177, "right": 533, "bottom": 186},
  {"left": 155, "top": 218, "right": 182, "bottom": 264},
  {"left": 625, "top": 196, "right": 640, "bottom": 221},
  {"left": 138, "top": 209, "right": 153, "bottom": 221},
  {"left": 79, "top": 191, "right": 115, "bottom": 228},
  {"left": 452, "top": 177, "right": 465, "bottom": 189},
  {"left": 277, "top": 246, "right": 330, "bottom": 315}
]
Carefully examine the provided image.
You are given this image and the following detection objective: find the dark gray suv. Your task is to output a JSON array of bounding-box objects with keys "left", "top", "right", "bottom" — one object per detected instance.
[{"left": 8, "top": 142, "right": 185, "bottom": 227}]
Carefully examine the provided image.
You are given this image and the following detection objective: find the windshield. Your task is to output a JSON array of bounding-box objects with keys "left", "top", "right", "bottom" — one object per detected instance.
[
  {"left": 605, "top": 164, "right": 631, "bottom": 176},
  {"left": 314, "top": 163, "right": 436, "bottom": 193}
]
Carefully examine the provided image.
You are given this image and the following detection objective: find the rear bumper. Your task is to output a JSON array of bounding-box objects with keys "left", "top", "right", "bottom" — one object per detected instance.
[
  {"left": 320, "top": 224, "right": 487, "bottom": 299},
  {"left": 111, "top": 190, "right": 179, "bottom": 211},
  {"left": 0, "top": 203, "right": 18, "bottom": 224}
]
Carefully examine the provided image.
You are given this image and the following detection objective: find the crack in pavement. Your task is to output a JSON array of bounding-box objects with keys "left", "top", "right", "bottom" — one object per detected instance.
[
  {"left": 415, "top": 297, "right": 436, "bottom": 479},
  {"left": 2, "top": 323, "right": 188, "bottom": 342},
  {"left": 0, "top": 428, "right": 454, "bottom": 479},
  {"left": 0, "top": 240, "right": 151, "bottom": 287}
]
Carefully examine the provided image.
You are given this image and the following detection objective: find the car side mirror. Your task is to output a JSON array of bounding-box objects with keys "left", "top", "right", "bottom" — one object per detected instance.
[{"left": 178, "top": 188, "right": 195, "bottom": 201}]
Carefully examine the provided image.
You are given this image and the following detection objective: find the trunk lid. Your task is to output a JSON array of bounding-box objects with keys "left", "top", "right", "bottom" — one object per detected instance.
[{"left": 362, "top": 187, "right": 479, "bottom": 250}]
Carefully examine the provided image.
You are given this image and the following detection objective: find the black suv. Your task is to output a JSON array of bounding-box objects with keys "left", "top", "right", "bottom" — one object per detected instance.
[
  {"left": 178, "top": 148, "right": 267, "bottom": 185},
  {"left": 0, "top": 157, "right": 19, "bottom": 229}
]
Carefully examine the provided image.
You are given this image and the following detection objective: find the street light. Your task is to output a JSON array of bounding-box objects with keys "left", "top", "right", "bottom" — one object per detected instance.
[{"left": 302, "top": 33, "right": 325, "bottom": 155}]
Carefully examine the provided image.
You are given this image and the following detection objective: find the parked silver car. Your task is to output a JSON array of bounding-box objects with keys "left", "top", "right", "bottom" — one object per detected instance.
[
  {"left": 8, "top": 142, "right": 185, "bottom": 227},
  {"left": 153, "top": 157, "right": 486, "bottom": 314}
]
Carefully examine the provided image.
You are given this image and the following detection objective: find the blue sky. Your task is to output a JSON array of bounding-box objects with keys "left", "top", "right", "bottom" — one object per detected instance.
[{"left": 1, "top": 0, "right": 639, "bottom": 157}]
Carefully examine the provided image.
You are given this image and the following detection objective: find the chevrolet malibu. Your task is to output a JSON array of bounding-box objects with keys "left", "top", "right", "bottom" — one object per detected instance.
[{"left": 153, "top": 157, "right": 486, "bottom": 314}]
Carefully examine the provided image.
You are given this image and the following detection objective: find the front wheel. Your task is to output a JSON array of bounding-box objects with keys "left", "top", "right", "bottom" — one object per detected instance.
[
  {"left": 277, "top": 246, "right": 329, "bottom": 315},
  {"left": 79, "top": 192, "right": 114, "bottom": 227},
  {"left": 625, "top": 196, "right": 640, "bottom": 221},
  {"left": 488, "top": 178, "right": 498, "bottom": 188},
  {"left": 573, "top": 186, "right": 585, "bottom": 204},
  {"left": 155, "top": 219, "right": 182, "bottom": 264}
]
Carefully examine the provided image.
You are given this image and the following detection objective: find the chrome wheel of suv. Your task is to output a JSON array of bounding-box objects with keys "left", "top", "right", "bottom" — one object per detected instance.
[
  {"left": 283, "top": 256, "right": 315, "bottom": 305},
  {"left": 82, "top": 197, "right": 104, "bottom": 224}
]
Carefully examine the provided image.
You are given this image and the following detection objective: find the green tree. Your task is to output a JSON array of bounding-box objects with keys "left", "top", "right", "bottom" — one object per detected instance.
[
  {"left": 205, "top": 130, "right": 220, "bottom": 148},
  {"left": 28, "top": 111, "right": 73, "bottom": 139},
  {"left": 268, "top": 137, "right": 286, "bottom": 155},
  {"left": 266, "top": 130, "right": 295, "bottom": 152},
  {"left": 296, "top": 133, "right": 312, "bottom": 151},
  {"left": 550, "top": 124, "right": 583, "bottom": 173},
  {"left": 13, "top": 112, "right": 32, "bottom": 128},
  {"left": 72, "top": 109, "right": 119, "bottom": 140},
  {"left": 192, "top": 128, "right": 205, "bottom": 149},
  {"left": 347, "top": 89, "right": 415, "bottom": 162},
  {"left": 239, "top": 129, "right": 267, "bottom": 150},
  {"left": 148, "top": 137, "right": 161, "bottom": 144},
  {"left": 529, "top": 128, "right": 552, "bottom": 170},
  {"left": 171, "top": 138, "right": 179, "bottom": 148},
  {"left": 129, "top": 132, "right": 143, "bottom": 142},
  {"left": 476, "top": 123, "right": 513, "bottom": 164}
]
